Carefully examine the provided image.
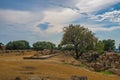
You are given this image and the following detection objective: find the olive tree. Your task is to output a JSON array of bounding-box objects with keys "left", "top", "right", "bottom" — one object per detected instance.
[{"left": 61, "top": 24, "right": 97, "bottom": 59}]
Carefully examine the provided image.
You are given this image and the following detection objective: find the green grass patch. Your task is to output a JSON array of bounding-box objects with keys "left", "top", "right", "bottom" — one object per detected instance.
[
  {"left": 62, "top": 62, "right": 70, "bottom": 65},
  {"left": 77, "top": 64, "right": 87, "bottom": 67},
  {"left": 100, "top": 71, "right": 113, "bottom": 75}
]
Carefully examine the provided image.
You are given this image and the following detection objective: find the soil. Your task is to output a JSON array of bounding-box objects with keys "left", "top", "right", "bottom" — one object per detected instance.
[{"left": 0, "top": 51, "right": 120, "bottom": 80}]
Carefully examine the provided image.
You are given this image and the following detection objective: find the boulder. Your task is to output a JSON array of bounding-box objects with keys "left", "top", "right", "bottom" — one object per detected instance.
[
  {"left": 70, "top": 75, "right": 88, "bottom": 80},
  {"left": 108, "top": 68, "right": 120, "bottom": 76}
]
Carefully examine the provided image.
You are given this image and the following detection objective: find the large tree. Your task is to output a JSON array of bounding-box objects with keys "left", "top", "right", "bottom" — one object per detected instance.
[
  {"left": 102, "top": 39, "right": 115, "bottom": 51},
  {"left": 61, "top": 24, "right": 97, "bottom": 59}
]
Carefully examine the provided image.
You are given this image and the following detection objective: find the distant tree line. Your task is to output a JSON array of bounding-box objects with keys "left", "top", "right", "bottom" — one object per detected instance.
[{"left": 1, "top": 40, "right": 56, "bottom": 50}]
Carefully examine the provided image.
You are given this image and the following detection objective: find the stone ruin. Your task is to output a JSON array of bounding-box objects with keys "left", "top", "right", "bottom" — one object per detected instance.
[{"left": 79, "top": 52, "right": 120, "bottom": 75}]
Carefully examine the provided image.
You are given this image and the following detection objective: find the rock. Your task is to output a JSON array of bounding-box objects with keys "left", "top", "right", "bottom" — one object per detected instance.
[
  {"left": 15, "top": 76, "right": 21, "bottom": 80},
  {"left": 28, "top": 76, "right": 48, "bottom": 80},
  {"left": 70, "top": 75, "right": 88, "bottom": 80},
  {"left": 90, "top": 53, "right": 120, "bottom": 71},
  {"left": 108, "top": 68, "right": 120, "bottom": 76}
]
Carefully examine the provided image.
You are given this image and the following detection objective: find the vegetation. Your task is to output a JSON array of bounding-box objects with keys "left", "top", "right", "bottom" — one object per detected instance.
[
  {"left": 59, "top": 44, "right": 74, "bottom": 51},
  {"left": 100, "top": 71, "right": 113, "bottom": 75},
  {"left": 6, "top": 40, "right": 30, "bottom": 50},
  {"left": 61, "top": 24, "right": 97, "bottom": 59},
  {"left": 118, "top": 44, "right": 120, "bottom": 52},
  {"left": 32, "top": 41, "right": 56, "bottom": 50},
  {"left": 95, "top": 41, "right": 104, "bottom": 53},
  {"left": 0, "top": 25, "right": 117, "bottom": 54},
  {"left": 77, "top": 64, "right": 87, "bottom": 67},
  {"left": 0, "top": 42, "right": 4, "bottom": 46},
  {"left": 102, "top": 39, "right": 115, "bottom": 51}
]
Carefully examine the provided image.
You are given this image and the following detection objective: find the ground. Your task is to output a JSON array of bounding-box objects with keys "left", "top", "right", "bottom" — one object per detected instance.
[{"left": 0, "top": 51, "right": 120, "bottom": 80}]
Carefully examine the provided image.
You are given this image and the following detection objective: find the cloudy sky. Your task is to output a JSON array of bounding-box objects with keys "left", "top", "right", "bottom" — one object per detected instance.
[{"left": 0, "top": 0, "right": 120, "bottom": 47}]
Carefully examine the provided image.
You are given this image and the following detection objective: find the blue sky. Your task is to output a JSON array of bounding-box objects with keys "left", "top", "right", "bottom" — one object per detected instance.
[{"left": 0, "top": 0, "right": 120, "bottom": 47}]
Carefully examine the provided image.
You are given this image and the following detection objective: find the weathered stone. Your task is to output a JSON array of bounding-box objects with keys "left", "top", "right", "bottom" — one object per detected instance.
[
  {"left": 70, "top": 75, "right": 88, "bottom": 80},
  {"left": 15, "top": 76, "right": 21, "bottom": 80},
  {"left": 108, "top": 68, "right": 120, "bottom": 76}
]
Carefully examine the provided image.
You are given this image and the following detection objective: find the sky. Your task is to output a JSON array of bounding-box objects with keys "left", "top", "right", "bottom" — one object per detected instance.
[{"left": 0, "top": 0, "right": 120, "bottom": 47}]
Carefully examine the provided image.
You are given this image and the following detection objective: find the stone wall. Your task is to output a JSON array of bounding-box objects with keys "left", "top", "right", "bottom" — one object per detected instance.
[{"left": 79, "top": 52, "right": 120, "bottom": 75}]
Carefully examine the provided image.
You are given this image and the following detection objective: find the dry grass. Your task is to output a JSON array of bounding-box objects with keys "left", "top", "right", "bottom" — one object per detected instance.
[{"left": 0, "top": 51, "right": 120, "bottom": 80}]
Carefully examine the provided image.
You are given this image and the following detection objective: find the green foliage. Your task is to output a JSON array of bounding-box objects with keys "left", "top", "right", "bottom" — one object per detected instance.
[
  {"left": 63, "top": 62, "right": 70, "bottom": 65},
  {"left": 102, "top": 39, "right": 115, "bottom": 51},
  {"left": 100, "top": 71, "right": 113, "bottom": 75},
  {"left": 60, "top": 44, "right": 74, "bottom": 50},
  {"left": 77, "top": 64, "right": 87, "bottom": 67},
  {"left": 6, "top": 40, "right": 30, "bottom": 50},
  {"left": 61, "top": 24, "right": 97, "bottom": 59},
  {"left": 32, "top": 41, "right": 56, "bottom": 50},
  {"left": 95, "top": 41, "right": 104, "bottom": 53},
  {"left": 118, "top": 44, "right": 120, "bottom": 52},
  {"left": 0, "top": 42, "right": 4, "bottom": 46},
  {"left": 57, "top": 44, "right": 62, "bottom": 50}
]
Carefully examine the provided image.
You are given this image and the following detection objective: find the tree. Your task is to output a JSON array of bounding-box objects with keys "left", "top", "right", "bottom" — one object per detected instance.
[
  {"left": 95, "top": 41, "right": 104, "bottom": 53},
  {"left": 0, "top": 42, "right": 5, "bottom": 50},
  {"left": 61, "top": 44, "right": 74, "bottom": 51},
  {"left": 118, "top": 44, "right": 120, "bottom": 52},
  {"left": 102, "top": 39, "right": 115, "bottom": 51},
  {"left": 32, "top": 41, "right": 56, "bottom": 50},
  {"left": 6, "top": 40, "right": 30, "bottom": 50},
  {"left": 61, "top": 24, "right": 97, "bottom": 59},
  {"left": 0, "top": 42, "right": 4, "bottom": 46}
]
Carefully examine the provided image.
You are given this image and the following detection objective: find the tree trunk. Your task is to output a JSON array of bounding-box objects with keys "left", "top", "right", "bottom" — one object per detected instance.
[
  {"left": 74, "top": 45, "right": 79, "bottom": 59},
  {"left": 79, "top": 52, "right": 83, "bottom": 57}
]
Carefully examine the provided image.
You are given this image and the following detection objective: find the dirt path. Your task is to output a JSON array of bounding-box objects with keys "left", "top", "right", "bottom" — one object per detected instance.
[{"left": 0, "top": 53, "right": 120, "bottom": 80}]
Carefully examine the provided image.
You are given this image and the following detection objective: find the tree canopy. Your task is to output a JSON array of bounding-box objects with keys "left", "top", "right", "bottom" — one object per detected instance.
[
  {"left": 6, "top": 40, "right": 30, "bottom": 50},
  {"left": 102, "top": 39, "right": 115, "bottom": 51},
  {"left": 61, "top": 24, "right": 97, "bottom": 59},
  {"left": 118, "top": 44, "right": 120, "bottom": 52},
  {"left": 32, "top": 41, "right": 56, "bottom": 50},
  {"left": 59, "top": 44, "right": 74, "bottom": 51},
  {"left": 0, "top": 42, "right": 4, "bottom": 46},
  {"left": 95, "top": 41, "right": 104, "bottom": 53}
]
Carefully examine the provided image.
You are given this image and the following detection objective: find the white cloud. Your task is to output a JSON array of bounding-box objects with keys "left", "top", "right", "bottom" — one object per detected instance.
[
  {"left": 91, "top": 10, "right": 120, "bottom": 23},
  {"left": 0, "top": 9, "right": 45, "bottom": 35},
  {"left": 0, "top": 0, "right": 120, "bottom": 35},
  {"left": 36, "top": 0, "right": 120, "bottom": 33},
  {"left": 0, "top": 9, "right": 43, "bottom": 24},
  {"left": 75, "top": 0, "right": 120, "bottom": 13},
  {"left": 90, "top": 26, "right": 120, "bottom": 32},
  {"left": 35, "top": 8, "right": 79, "bottom": 33},
  {"left": 0, "top": 8, "right": 79, "bottom": 34}
]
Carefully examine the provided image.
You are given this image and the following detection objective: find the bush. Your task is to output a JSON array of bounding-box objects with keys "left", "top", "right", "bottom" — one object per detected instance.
[
  {"left": 6, "top": 40, "right": 30, "bottom": 50},
  {"left": 32, "top": 41, "right": 56, "bottom": 50}
]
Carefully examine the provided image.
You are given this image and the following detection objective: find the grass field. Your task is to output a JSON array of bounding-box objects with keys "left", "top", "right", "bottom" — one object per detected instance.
[{"left": 0, "top": 51, "right": 120, "bottom": 80}]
